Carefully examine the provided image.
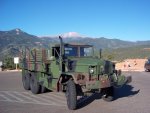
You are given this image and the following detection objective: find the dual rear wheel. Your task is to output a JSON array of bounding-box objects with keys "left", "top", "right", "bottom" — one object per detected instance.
[
  {"left": 22, "top": 72, "right": 77, "bottom": 110},
  {"left": 22, "top": 71, "right": 46, "bottom": 94}
]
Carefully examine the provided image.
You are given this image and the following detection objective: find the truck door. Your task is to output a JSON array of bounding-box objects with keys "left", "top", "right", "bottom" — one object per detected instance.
[{"left": 50, "top": 47, "right": 60, "bottom": 89}]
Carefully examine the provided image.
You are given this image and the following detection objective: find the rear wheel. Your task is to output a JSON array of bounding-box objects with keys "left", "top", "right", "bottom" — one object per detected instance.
[
  {"left": 66, "top": 80, "right": 77, "bottom": 110},
  {"left": 30, "top": 74, "right": 41, "bottom": 94},
  {"left": 22, "top": 70, "right": 30, "bottom": 90},
  {"left": 41, "top": 86, "right": 47, "bottom": 93},
  {"left": 102, "top": 86, "right": 114, "bottom": 102}
]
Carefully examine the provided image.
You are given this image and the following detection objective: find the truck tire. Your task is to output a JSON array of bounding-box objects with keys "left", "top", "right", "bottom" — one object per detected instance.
[
  {"left": 41, "top": 86, "right": 47, "bottom": 93},
  {"left": 22, "top": 71, "right": 30, "bottom": 90},
  {"left": 102, "top": 86, "right": 114, "bottom": 102},
  {"left": 66, "top": 80, "right": 77, "bottom": 110},
  {"left": 30, "top": 74, "right": 41, "bottom": 94}
]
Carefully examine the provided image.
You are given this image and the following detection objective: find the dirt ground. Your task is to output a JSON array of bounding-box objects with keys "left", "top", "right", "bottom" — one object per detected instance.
[{"left": 116, "top": 59, "right": 147, "bottom": 71}]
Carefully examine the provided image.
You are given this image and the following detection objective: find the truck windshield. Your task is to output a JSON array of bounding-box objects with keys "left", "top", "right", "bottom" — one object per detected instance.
[{"left": 64, "top": 46, "right": 93, "bottom": 57}]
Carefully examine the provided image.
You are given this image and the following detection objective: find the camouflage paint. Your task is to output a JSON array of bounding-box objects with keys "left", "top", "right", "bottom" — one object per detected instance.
[{"left": 20, "top": 43, "right": 131, "bottom": 92}]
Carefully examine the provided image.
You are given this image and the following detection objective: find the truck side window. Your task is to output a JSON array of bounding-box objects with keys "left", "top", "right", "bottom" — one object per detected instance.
[
  {"left": 52, "top": 47, "right": 60, "bottom": 58},
  {"left": 65, "top": 47, "right": 78, "bottom": 57}
]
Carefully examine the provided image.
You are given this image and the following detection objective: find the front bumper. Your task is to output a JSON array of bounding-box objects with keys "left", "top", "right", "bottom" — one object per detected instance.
[
  {"left": 86, "top": 76, "right": 111, "bottom": 90},
  {"left": 85, "top": 75, "right": 132, "bottom": 90}
]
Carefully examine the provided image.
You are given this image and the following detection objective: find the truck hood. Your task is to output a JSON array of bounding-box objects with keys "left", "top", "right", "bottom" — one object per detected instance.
[
  {"left": 68, "top": 57, "right": 113, "bottom": 74},
  {"left": 69, "top": 57, "right": 104, "bottom": 66}
]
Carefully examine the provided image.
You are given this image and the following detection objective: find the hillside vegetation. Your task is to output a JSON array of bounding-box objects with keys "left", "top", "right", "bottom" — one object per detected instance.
[
  {"left": 0, "top": 28, "right": 150, "bottom": 62},
  {"left": 102, "top": 45, "right": 150, "bottom": 61}
]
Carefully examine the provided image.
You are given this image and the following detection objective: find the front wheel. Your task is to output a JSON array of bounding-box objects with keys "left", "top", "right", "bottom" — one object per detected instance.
[
  {"left": 102, "top": 86, "right": 114, "bottom": 102},
  {"left": 66, "top": 80, "right": 77, "bottom": 110}
]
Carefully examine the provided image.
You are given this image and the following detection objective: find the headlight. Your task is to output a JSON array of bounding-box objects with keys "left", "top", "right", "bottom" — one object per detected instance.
[{"left": 89, "top": 68, "right": 94, "bottom": 74}]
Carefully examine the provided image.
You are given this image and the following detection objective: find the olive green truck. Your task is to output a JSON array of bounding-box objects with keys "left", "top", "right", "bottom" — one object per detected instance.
[{"left": 20, "top": 36, "right": 132, "bottom": 110}]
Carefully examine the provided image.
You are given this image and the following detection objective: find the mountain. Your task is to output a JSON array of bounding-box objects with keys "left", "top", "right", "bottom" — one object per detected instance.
[
  {"left": 39, "top": 32, "right": 84, "bottom": 43},
  {"left": 0, "top": 28, "right": 43, "bottom": 48},
  {"left": 39, "top": 36, "right": 137, "bottom": 49},
  {"left": 70, "top": 37, "right": 136, "bottom": 49},
  {"left": 0, "top": 29, "right": 47, "bottom": 60},
  {"left": 0, "top": 28, "right": 150, "bottom": 61}
]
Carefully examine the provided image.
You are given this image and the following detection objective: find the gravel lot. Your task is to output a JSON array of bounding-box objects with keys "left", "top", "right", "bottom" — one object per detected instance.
[{"left": 0, "top": 71, "right": 149, "bottom": 113}]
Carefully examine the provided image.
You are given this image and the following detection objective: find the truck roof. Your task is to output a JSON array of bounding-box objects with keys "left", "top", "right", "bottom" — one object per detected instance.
[{"left": 54, "top": 43, "right": 93, "bottom": 48}]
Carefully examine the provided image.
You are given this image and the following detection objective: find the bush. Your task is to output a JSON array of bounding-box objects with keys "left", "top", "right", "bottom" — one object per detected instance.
[{"left": 3, "top": 56, "right": 15, "bottom": 70}]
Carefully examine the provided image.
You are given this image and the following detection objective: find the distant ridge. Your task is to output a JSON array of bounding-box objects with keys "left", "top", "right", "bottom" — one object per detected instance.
[{"left": 0, "top": 28, "right": 150, "bottom": 60}]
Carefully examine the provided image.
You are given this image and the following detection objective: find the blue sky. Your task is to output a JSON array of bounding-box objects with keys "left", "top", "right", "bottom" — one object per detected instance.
[{"left": 0, "top": 0, "right": 150, "bottom": 41}]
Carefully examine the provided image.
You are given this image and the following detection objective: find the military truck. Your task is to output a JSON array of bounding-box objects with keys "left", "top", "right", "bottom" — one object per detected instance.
[{"left": 20, "top": 36, "right": 132, "bottom": 110}]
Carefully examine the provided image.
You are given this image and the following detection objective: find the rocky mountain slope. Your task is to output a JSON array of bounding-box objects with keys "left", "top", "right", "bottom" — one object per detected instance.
[{"left": 0, "top": 28, "right": 150, "bottom": 61}]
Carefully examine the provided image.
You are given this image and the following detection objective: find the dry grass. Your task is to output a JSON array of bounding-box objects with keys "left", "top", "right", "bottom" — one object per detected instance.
[{"left": 116, "top": 59, "right": 147, "bottom": 71}]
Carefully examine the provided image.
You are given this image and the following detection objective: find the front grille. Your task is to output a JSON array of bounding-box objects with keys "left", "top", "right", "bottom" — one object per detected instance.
[{"left": 104, "top": 61, "right": 110, "bottom": 74}]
